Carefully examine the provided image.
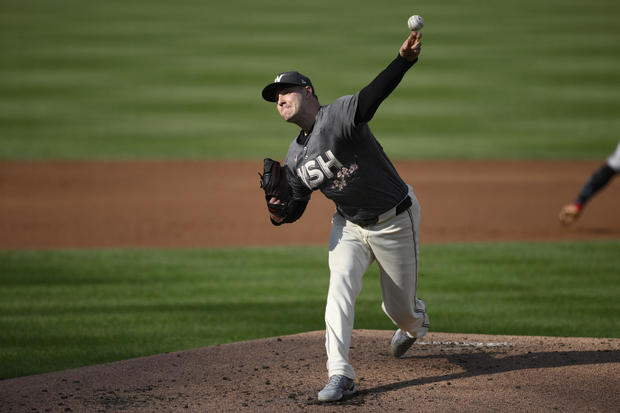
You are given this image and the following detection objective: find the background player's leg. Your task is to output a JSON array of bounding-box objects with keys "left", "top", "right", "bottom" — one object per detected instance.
[
  {"left": 325, "top": 212, "right": 373, "bottom": 379},
  {"left": 369, "top": 192, "right": 429, "bottom": 338}
]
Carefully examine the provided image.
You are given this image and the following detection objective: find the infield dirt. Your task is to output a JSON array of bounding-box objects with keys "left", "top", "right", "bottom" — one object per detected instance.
[
  {"left": 0, "top": 160, "right": 619, "bottom": 412},
  {"left": 1, "top": 160, "right": 620, "bottom": 249}
]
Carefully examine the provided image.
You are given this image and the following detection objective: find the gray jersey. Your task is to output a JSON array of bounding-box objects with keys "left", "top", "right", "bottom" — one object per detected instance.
[{"left": 284, "top": 92, "right": 408, "bottom": 225}]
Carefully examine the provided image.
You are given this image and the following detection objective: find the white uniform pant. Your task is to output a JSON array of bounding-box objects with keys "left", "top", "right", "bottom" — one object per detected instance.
[
  {"left": 325, "top": 187, "right": 429, "bottom": 380},
  {"left": 606, "top": 139, "right": 620, "bottom": 171}
]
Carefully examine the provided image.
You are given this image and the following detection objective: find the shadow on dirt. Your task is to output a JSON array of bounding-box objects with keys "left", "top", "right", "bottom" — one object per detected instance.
[{"left": 358, "top": 349, "right": 620, "bottom": 397}]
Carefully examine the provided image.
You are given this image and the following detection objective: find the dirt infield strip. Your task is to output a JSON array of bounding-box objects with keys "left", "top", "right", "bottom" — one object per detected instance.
[
  {"left": 1, "top": 160, "right": 619, "bottom": 248},
  {"left": 1, "top": 160, "right": 619, "bottom": 412},
  {"left": 1, "top": 331, "right": 619, "bottom": 412}
]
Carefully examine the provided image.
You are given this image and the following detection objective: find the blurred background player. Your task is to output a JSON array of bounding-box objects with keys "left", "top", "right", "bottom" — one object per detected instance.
[{"left": 558, "top": 140, "right": 620, "bottom": 225}]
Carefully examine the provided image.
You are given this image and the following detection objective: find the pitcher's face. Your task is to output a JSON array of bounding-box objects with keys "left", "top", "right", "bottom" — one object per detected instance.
[{"left": 276, "top": 86, "right": 305, "bottom": 123}]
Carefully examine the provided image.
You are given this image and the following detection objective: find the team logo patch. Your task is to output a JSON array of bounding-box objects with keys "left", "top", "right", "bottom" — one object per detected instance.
[
  {"left": 296, "top": 150, "right": 358, "bottom": 191},
  {"left": 331, "top": 164, "right": 359, "bottom": 191}
]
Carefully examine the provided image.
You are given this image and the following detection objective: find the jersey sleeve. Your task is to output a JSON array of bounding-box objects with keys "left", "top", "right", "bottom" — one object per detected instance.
[
  {"left": 286, "top": 164, "right": 312, "bottom": 200},
  {"left": 355, "top": 54, "right": 416, "bottom": 125},
  {"left": 327, "top": 94, "right": 359, "bottom": 139}
]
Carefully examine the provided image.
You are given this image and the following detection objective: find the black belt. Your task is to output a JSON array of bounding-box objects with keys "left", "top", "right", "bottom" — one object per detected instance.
[
  {"left": 395, "top": 195, "right": 413, "bottom": 215},
  {"left": 352, "top": 195, "right": 412, "bottom": 227}
]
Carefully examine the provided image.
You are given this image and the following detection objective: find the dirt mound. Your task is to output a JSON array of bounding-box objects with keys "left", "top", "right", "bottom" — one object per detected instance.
[{"left": 1, "top": 330, "right": 618, "bottom": 412}]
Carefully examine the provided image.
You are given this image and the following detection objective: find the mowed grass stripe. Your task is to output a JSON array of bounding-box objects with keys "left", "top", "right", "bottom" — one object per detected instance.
[
  {"left": 1, "top": 0, "right": 619, "bottom": 159},
  {"left": 1, "top": 240, "right": 619, "bottom": 379}
]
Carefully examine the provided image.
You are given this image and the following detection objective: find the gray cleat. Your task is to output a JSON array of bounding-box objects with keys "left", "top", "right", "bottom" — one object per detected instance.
[
  {"left": 390, "top": 328, "right": 416, "bottom": 358},
  {"left": 317, "top": 374, "right": 356, "bottom": 402}
]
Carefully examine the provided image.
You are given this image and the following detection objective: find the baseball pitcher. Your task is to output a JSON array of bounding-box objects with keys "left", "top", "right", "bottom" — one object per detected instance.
[{"left": 259, "top": 31, "right": 429, "bottom": 402}]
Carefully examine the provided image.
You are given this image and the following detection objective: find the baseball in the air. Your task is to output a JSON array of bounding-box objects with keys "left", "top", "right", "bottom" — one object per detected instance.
[{"left": 407, "top": 15, "right": 424, "bottom": 31}]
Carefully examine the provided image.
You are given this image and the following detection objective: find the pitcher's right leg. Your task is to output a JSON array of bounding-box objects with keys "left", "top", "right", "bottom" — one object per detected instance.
[{"left": 324, "top": 213, "right": 372, "bottom": 380}]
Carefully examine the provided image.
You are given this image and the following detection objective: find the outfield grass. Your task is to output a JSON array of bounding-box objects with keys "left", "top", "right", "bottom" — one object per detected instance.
[
  {"left": 1, "top": 241, "right": 618, "bottom": 379},
  {"left": 1, "top": 0, "right": 619, "bottom": 160}
]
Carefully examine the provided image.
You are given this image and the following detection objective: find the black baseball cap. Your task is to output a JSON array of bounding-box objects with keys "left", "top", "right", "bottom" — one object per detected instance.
[{"left": 261, "top": 71, "right": 314, "bottom": 102}]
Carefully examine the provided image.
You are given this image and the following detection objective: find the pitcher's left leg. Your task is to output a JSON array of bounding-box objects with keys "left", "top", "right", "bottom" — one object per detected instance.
[{"left": 369, "top": 194, "right": 429, "bottom": 339}]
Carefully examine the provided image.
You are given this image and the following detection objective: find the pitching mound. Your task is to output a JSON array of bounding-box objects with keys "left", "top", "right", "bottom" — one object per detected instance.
[{"left": 1, "top": 330, "right": 618, "bottom": 412}]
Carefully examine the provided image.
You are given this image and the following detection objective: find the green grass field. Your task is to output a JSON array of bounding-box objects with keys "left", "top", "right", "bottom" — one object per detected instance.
[
  {"left": 1, "top": 241, "right": 619, "bottom": 379},
  {"left": 1, "top": 0, "right": 619, "bottom": 160}
]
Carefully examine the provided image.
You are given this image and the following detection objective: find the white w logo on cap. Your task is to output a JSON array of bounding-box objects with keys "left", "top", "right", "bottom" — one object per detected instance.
[{"left": 275, "top": 74, "right": 284, "bottom": 83}]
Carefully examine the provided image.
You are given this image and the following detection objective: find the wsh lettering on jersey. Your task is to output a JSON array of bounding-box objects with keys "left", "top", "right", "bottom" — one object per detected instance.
[{"left": 297, "top": 150, "right": 345, "bottom": 189}]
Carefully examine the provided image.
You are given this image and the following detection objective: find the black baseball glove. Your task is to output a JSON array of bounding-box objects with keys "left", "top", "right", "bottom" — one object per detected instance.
[{"left": 259, "top": 158, "right": 290, "bottom": 218}]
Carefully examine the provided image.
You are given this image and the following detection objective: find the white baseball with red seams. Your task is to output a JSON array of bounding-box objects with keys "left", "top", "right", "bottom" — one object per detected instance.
[{"left": 408, "top": 15, "right": 424, "bottom": 31}]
